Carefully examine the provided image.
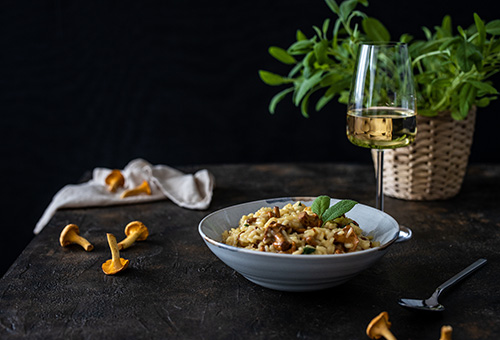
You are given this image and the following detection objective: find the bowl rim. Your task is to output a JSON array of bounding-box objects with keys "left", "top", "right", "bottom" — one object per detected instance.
[{"left": 198, "top": 196, "right": 400, "bottom": 259}]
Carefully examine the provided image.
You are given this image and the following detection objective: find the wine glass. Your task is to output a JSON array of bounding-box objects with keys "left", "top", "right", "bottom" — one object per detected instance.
[{"left": 346, "top": 42, "right": 416, "bottom": 212}]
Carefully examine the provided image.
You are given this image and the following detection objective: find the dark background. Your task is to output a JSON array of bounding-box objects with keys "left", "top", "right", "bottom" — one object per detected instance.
[{"left": 2, "top": 0, "right": 500, "bottom": 276}]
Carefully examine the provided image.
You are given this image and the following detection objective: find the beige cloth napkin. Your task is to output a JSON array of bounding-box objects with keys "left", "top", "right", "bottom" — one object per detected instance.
[{"left": 34, "top": 159, "right": 215, "bottom": 234}]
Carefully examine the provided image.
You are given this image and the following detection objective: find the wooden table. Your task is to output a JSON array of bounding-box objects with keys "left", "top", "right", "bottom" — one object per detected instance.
[{"left": 1, "top": 163, "right": 499, "bottom": 339}]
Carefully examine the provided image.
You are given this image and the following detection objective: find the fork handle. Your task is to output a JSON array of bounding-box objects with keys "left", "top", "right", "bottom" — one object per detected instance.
[{"left": 436, "top": 258, "right": 487, "bottom": 294}]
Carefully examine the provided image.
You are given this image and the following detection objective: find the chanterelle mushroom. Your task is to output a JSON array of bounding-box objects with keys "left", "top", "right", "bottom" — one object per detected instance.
[
  {"left": 105, "top": 170, "right": 125, "bottom": 192},
  {"left": 366, "top": 311, "right": 397, "bottom": 340},
  {"left": 334, "top": 225, "right": 359, "bottom": 252},
  {"left": 59, "top": 224, "right": 94, "bottom": 251},
  {"left": 102, "top": 233, "right": 129, "bottom": 275},
  {"left": 440, "top": 325, "right": 453, "bottom": 340},
  {"left": 117, "top": 221, "right": 149, "bottom": 250},
  {"left": 120, "top": 180, "right": 151, "bottom": 198}
]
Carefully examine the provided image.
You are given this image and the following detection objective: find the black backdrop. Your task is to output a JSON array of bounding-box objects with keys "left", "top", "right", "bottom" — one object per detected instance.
[{"left": 2, "top": 0, "right": 500, "bottom": 275}]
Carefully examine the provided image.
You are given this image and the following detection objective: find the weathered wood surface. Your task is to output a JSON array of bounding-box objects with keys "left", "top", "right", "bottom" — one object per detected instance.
[{"left": 1, "top": 163, "right": 499, "bottom": 339}]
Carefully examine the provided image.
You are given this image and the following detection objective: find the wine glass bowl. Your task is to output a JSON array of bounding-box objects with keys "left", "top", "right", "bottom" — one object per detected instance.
[
  {"left": 346, "top": 107, "right": 417, "bottom": 149},
  {"left": 346, "top": 42, "right": 416, "bottom": 211}
]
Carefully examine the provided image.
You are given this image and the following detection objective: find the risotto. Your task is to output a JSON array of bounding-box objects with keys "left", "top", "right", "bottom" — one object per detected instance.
[{"left": 222, "top": 201, "right": 380, "bottom": 255}]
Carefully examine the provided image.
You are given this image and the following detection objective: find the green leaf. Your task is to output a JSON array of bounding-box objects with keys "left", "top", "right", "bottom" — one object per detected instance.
[
  {"left": 457, "top": 26, "right": 466, "bottom": 38},
  {"left": 296, "top": 29, "right": 307, "bottom": 41},
  {"left": 311, "top": 195, "right": 331, "bottom": 217},
  {"left": 288, "top": 62, "right": 303, "bottom": 78},
  {"left": 485, "top": 20, "right": 500, "bottom": 35},
  {"left": 315, "top": 93, "right": 334, "bottom": 111},
  {"left": 294, "top": 71, "right": 324, "bottom": 106},
  {"left": 302, "top": 51, "right": 316, "bottom": 78},
  {"left": 459, "top": 83, "right": 472, "bottom": 118},
  {"left": 467, "top": 80, "right": 498, "bottom": 94},
  {"left": 269, "top": 46, "right": 297, "bottom": 65},
  {"left": 474, "top": 13, "right": 486, "bottom": 51},
  {"left": 362, "top": 17, "right": 391, "bottom": 42},
  {"left": 269, "top": 87, "right": 294, "bottom": 114},
  {"left": 400, "top": 33, "right": 413, "bottom": 43},
  {"left": 302, "top": 245, "right": 316, "bottom": 254},
  {"left": 322, "top": 19, "right": 331, "bottom": 38},
  {"left": 300, "top": 90, "right": 313, "bottom": 117},
  {"left": 476, "top": 96, "right": 497, "bottom": 107},
  {"left": 339, "top": 0, "right": 359, "bottom": 20},
  {"left": 324, "top": 0, "right": 340, "bottom": 15},
  {"left": 321, "top": 200, "right": 358, "bottom": 224},
  {"left": 441, "top": 15, "right": 452, "bottom": 37},
  {"left": 451, "top": 109, "right": 464, "bottom": 120},
  {"left": 258, "top": 70, "right": 293, "bottom": 86},
  {"left": 456, "top": 40, "right": 482, "bottom": 72},
  {"left": 288, "top": 39, "right": 315, "bottom": 55},
  {"left": 314, "top": 40, "right": 329, "bottom": 65}
]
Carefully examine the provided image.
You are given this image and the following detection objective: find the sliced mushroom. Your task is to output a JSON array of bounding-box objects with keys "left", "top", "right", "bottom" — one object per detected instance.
[
  {"left": 439, "top": 325, "right": 453, "bottom": 340},
  {"left": 117, "top": 221, "right": 149, "bottom": 250},
  {"left": 264, "top": 221, "right": 295, "bottom": 252},
  {"left": 102, "top": 233, "right": 129, "bottom": 275},
  {"left": 105, "top": 170, "right": 125, "bottom": 192},
  {"left": 298, "top": 211, "right": 322, "bottom": 228},
  {"left": 59, "top": 224, "right": 94, "bottom": 251},
  {"left": 334, "top": 225, "right": 359, "bottom": 252},
  {"left": 366, "top": 311, "right": 397, "bottom": 340},
  {"left": 120, "top": 180, "right": 151, "bottom": 198}
]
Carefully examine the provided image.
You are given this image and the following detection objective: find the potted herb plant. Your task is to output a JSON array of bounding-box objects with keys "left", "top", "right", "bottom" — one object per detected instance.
[{"left": 259, "top": 0, "right": 500, "bottom": 200}]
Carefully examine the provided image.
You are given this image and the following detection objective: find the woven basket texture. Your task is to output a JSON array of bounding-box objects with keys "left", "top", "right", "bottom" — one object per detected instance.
[{"left": 372, "top": 107, "right": 477, "bottom": 201}]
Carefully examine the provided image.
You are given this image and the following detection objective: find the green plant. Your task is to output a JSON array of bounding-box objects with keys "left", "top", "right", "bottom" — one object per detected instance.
[{"left": 259, "top": 0, "right": 500, "bottom": 120}]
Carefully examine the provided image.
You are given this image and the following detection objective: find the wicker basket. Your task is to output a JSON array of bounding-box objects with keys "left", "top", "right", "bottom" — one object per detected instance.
[{"left": 372, "top": 107, "right": 477, "bottom": 200}]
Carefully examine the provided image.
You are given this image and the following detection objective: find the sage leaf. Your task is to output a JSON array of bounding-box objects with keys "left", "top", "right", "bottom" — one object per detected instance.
[
  {"left": 362, "top": 17, "right": 390, "bottom": 42},
  {"left": 258, "top": 70, "right": 293, "bottom": 86},
  {"left": 441, "top": 15, "right": 452, "bottom": 37},
  {"left": 321, "top": 200, "right": 358, "bottom": 223},
  {"left": 315, "top": 92, "right": 334, "bottom": 111},
  {"left": 288, "top": 40, "right": 315, "bottom": 55},
  {"left": 485, "top": 20, "right": 500, "bottom": 35},
  {"left": 325, "top": 0, "right": 340, "bottom": 15},
  {"left": 339, "top": 0, "right": 358, "bottom": 21},
  {"left": 467, "top": 80, "right": 498, "bottom": 94},
  {"left": 456, "top": 40, "right": 482, "bottom": 72},
  {"left": 269, "top": 46, "right": 297, "bottom": 65},
  {"left": 296, "top": 29, "right": 307, "bottom": 41},
  {"left": 269, "top": 87, "right": 294, "bottom": 114},
  {"left": 314, "top": 40, "right": 329, "bottom": 65},
  {"left": 474, "top": 13, "right": 486, "bottom": 51},
  {"left": 294, "top": 71, "right": 324, "bottom": 106},
  {"left": 311, "top": 195, "right": 331, "bottom": 217}
]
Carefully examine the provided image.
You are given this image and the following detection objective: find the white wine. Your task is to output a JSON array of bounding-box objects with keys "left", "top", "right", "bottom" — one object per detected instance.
[{"left": 346, "top": 107, "right": 416, "bottom": 149}]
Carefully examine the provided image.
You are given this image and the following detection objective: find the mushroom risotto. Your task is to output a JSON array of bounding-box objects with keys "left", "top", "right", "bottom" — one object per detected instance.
[{"left": 222, "top": 201, "right": 379, "bottom": 255}]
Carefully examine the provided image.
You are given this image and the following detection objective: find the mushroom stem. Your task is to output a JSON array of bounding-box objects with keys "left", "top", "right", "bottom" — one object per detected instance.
[
  {"left": 120, "top": 180, "right": 151, "bottom": 198},
  {"left": 102, "top": 233, "right": 129, "bottom": 275},
  {"left": 107, "top": 234, "right": 123, "bottom": 270},
  {"left": 117, "top": 221, "right": 149, "bottom": 250},
  {"left": 118, "top": 228, "right": 143, "bottom": 249},
  {"left": 380, "top": 328, "right": 397, "bottom": 340},
  {"left": 73, "top": 234, "right": 94, "bottom": 252},
  {"left": 440, "top": 325, "right": 453, "bottom": 340}
]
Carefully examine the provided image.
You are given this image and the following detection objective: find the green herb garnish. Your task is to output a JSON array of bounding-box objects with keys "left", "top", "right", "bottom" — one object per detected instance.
[
  {"left": 302, "top": 245, "right": 316, "bottom": 254},
  {"left": 311, "top": 195, "right": 358, "bottom": 226}
]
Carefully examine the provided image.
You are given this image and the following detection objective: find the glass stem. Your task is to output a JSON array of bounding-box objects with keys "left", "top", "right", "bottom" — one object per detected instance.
[{"left": 375, "top": 149, "right": 384, "bottom": 211}]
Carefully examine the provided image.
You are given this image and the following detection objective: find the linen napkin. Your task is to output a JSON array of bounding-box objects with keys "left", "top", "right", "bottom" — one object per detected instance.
[{"left": 34, "top": 158, "right": 214, "bottom": 234}]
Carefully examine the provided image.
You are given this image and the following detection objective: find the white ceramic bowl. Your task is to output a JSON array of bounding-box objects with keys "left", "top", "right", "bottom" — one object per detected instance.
[{"left": 199, "top": 197, "right": 399, "bottom": 292}]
